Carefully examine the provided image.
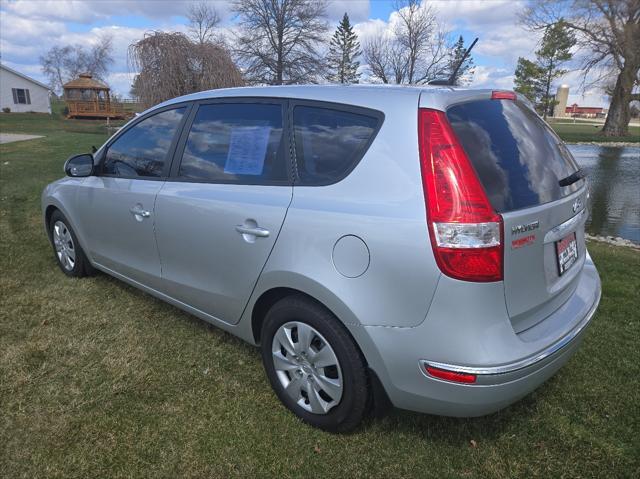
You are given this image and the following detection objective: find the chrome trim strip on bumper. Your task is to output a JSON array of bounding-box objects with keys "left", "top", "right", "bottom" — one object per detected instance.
[{"left": 419, "top": 288, "right": 601, "bottom": 377}]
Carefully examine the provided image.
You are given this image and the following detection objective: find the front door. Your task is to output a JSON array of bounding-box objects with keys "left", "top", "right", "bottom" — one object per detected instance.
[
  {"left": 154, "top": 101, "right": 292, "bottom": 324},
  {"left": 76, "top": 106, "right": 188, "bottom": 288}
]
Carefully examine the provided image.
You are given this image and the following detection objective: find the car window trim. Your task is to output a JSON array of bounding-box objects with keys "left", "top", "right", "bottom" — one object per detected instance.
[
  {"left": 166, "top": 97, "right": 294, "bottom": 186},
  {"left": 288, "top": 99, "right": 385, "bottom": 187},
  {"left": 97, "top": 101, "right": 194, "bottom": 181}
]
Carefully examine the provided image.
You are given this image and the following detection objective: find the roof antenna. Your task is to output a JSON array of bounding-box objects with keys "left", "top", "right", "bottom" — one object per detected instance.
[{"left": 428, "top": 37, "right": 478, "bottom": 86}]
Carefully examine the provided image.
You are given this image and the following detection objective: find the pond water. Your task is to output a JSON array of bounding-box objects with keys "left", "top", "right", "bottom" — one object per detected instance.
[{"left": 567, "top": 144, "right": 640, "bottom": 244}]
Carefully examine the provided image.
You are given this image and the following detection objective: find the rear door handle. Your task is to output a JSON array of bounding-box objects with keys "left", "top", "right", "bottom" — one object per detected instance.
[
  {"left": 235, "top": 225, "right": 270, "bottom": 238},
  {"left": 130, "top": 206, "right": 151, "bottom": 218}
]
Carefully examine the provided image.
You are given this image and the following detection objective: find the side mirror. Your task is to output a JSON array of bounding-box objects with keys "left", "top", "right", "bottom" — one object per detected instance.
[{"left": 64, "top": 153, "right": 94, "bottom": 177}]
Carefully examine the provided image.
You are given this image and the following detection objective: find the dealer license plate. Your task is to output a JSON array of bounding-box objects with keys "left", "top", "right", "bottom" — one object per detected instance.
[{"left": 556, "top": 232, "right": 578, "bottom": 275}]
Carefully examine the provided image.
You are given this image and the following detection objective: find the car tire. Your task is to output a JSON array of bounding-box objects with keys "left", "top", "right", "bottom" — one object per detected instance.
[
  {"left": 261, "top": 295, "right": 369, "bottom": 432},
  {"left": 49, "top": 210, "right": 94, "bottom": 277}
]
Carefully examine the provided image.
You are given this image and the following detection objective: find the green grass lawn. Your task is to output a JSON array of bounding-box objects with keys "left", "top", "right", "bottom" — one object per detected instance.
[
  {"left": 1, "top": 113, "right": 639, "bottom": 478},
  {"left": 547, "top": 118, "right": 640, "bottom": 143},
  {"left": 1, "top": 101, "right": 127, "bottom": 139}
]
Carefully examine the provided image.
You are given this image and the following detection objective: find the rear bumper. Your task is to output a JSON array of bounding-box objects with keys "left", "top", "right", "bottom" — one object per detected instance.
[{"left": 350, "top": 252, "right": 601, "bottom": 417}]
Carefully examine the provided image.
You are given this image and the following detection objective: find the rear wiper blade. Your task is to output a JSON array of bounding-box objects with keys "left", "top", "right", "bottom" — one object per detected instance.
[{"left": 559, "top": 169, "right": 586, "bottom": 187}]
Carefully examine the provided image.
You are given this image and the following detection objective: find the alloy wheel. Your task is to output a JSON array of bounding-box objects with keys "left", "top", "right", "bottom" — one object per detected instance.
[{"left": 53, "top": 220, "right": 76, "bottom": 271}]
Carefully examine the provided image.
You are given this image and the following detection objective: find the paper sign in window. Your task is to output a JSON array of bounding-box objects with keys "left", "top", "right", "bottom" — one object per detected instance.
[{"left": 224, "top": 126, "right": 271, "bottom": 175}]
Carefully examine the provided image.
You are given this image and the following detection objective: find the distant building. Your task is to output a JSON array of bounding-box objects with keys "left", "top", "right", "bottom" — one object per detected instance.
[
  {"left": 0, "top": 63, "right": 51, "bottom": 114},
  {"left": 565, "top": 104, "right": 607, "bottom": 119},
  {"left": 554, "top": 84, "right": 570, "bottom": 118}
]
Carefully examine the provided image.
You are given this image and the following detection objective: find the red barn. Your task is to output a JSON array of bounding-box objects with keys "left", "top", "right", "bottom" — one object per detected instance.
[{"left": 565, "top": 104, "right": 607, "bottom": 118}]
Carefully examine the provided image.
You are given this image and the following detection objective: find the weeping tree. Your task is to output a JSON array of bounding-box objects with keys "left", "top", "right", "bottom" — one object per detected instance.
[{"left": 128, "top": 31, "right": 243, "bottom": 108}]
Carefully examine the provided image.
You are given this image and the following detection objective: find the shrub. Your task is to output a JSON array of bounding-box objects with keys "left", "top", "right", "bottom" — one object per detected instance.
[{"left": 2, "top": 107, "right": 10, "bottom": 113}]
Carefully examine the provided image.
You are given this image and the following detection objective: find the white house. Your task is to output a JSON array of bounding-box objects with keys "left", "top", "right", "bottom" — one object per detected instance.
[{"left": 0, "top": 64, "right": 51, "bottom": 114}]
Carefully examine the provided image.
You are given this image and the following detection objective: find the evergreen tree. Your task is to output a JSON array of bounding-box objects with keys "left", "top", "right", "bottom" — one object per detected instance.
[
  {"left": 447, "top": 35, "right": 474, "bottom": 85},
  {"left": 326, "top": 13, "right": 362, "bottom": 84},
  {"left": 512, "top": 21, "right": 575, "bottom": 118},
  {"left": 514, "top": 57, "right": 546, "bottom": 112},
  {"left": 535, "top": 20, "right": 575, "bottom": 119}
]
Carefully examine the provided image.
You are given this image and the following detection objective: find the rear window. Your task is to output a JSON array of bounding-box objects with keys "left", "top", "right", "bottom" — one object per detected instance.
[
  {"left": 293, "top": 106, "right": 380, "bottom": 185},
  {"left": 447, "top": 99, "right": 582, "bottom": 212}
]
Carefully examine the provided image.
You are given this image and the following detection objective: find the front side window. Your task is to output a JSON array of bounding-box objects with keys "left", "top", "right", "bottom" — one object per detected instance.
[
  {"left": 103, "top": 107, "right": 186, "bottom": 178},
  {"left": 178, "top": 103, "right": 286, "bottom": 183},
  {"left": 12, "top": 88, "right": 31, "bottom": 105},
  {"left": 293, "top": 106, "right": 380, "bottom": 185}
]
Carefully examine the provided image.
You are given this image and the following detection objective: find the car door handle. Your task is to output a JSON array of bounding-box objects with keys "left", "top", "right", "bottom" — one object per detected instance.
[
  {"left": 235, "top": 225, "right": 270, "bottom": 238},
  {"left": 129, "top": 206, "right": 151, "bottom": 218}
]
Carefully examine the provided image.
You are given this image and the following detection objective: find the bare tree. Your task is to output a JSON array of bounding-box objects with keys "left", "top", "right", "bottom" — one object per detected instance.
[
  {"left": 394, "top": 0, "right": 446, "bottom": 84},
  {"left": 364, "top": 35, "right": 391, "bottom": 84},
  {"left": 364, "top": 34, "right": 407, "bottom": 84},
  {"left": 40, "top": 46, "right": 73, "bottom": 94},
  {"left": 232, "top": 0, "right": 328, "bottom": 85},
  {"left": 40, "top": 36, "right": 114, "bottom": 94},
  {"left": 523, "top": 0, "right": 640, "bottom": 137},
  {"left": 187, "top": 2, "right": 221, "bottom": 45},
  {"left": 82, "top": 35, "right": 114, "bottom": 82},
  {"left": 128, "top": 31, "right": 243, "bottom": 108},
  {"left": 363, "top": 0, "right": 449, "bottom": 84}
]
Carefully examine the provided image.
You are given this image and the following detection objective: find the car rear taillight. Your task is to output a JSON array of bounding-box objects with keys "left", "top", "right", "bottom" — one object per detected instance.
[{"left": 418, "top": 108, "right": 503, "bottom": 282}]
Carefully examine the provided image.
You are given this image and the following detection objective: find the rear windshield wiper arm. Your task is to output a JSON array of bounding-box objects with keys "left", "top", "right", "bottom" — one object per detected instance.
[{"left": 559, "top": 169, "right": 586, "bottom": 187}]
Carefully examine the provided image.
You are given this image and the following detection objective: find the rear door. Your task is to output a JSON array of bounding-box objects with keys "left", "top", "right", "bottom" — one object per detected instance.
[
  {"left": 154, "top": 99, "right": 292, "bottom": 324},
  {"left": 447, "top": 97, "right": 588, "bottom": 331}
]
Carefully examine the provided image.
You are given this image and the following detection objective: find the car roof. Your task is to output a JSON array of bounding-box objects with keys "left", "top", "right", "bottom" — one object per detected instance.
[{"left": 148, "top": 84, "right": 514, "bottom": 116}]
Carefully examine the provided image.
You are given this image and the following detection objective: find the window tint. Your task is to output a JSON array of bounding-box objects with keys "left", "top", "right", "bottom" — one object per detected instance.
[
  {"left": 103, "top": 107, "right": 186, "bottom": 178},
  {"left": 178, "top": 103, "right": 286, "bottom": 183},
  {"left": 447, "top": 99, "right": 582, "bottom": 212},
  {"left": 293, "top": 106, "right": 379, "bottom": 185}
]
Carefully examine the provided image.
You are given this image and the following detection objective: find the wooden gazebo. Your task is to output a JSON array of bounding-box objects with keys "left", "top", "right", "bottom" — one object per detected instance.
[{"left": 62, "top": 74, "right": 124, "bottom": 119}]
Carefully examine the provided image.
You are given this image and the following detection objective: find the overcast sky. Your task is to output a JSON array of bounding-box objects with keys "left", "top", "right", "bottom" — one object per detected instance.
[{"left": 0, "top": 0, "right": 609, "bottom": 107}]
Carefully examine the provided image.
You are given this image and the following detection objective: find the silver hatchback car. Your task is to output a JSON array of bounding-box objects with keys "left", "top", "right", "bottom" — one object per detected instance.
[{"left": 42, "top": 85, "right": 601, "bottom": 432}]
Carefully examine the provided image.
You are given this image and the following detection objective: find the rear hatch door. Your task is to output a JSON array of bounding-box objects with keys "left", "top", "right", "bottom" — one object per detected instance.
[{"left": 446, "top": 96, "right": 588, "bottom": 331}]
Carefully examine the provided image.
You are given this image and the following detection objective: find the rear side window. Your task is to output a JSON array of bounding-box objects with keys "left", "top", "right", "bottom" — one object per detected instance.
[
  {"left": 293, "top": 106, "right": 380, "bottom": 185},
  {"left": 447, "top": 99, "right": 582, "bottom": 212},
  {"left": 103, "top": 107, "right": 186, "bottom": 178},
  {"left": 178, "top": 103, "right": 287, "bottom": 184}
]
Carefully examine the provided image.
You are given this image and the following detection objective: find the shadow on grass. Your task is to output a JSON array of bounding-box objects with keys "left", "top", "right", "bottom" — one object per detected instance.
[
  {"left": 82, "top": 267, "right": 547, "bottom": 445},
  {"left": 371, "top": 394, "right": 542, "bottom": 443}
]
